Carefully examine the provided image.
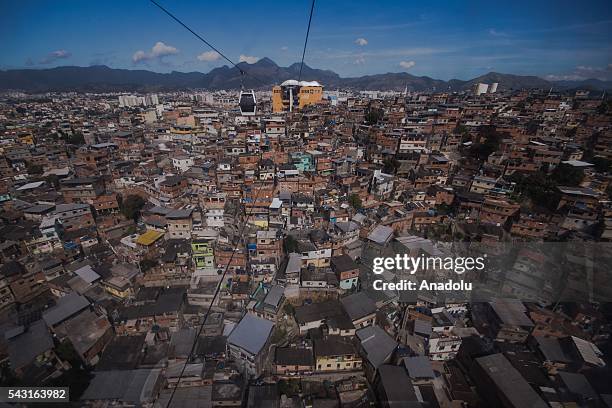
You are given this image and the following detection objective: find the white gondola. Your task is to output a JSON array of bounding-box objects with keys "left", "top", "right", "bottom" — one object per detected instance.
[{"left": 238, "top": 90, "right": 256, "bottom": 116}]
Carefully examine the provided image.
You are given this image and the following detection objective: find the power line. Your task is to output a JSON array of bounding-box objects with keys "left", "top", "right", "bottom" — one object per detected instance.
[
  {"left": 164, "top": 176, "right": 266, "bottom": 408},
  {"left": 295, "top": 0, "right": 316, "bottom": 201},
  {"left": 144, "top": 6, "right": 270, "bottom": 403},
  {"left": 148, "top": 0, "right": 267, "bottom": 86},
  {"left": 150, "top": 2, "right": 317, "bottom": 406},
  {"left": 298, "top": 0, "right": 316, "bottom": 82}
]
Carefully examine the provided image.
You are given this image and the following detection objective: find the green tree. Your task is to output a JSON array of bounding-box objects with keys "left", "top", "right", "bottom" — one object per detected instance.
[
  {"left": 283, "top": 303, "right": 295, "bottom": 316},
  {"left": 63, "top": 132, "right": 85, "bottom": 145},
  {"left": 525, "top": 120, "right": 540, "bottom": 135},
  {"left": 348, "top": 193, "right": 362, "bottom": 210},
  {"left": 270, "top": 327, "right": 287, "bottom": 344},
  {"left": 382, "top": 157, "right": 399, "bottom": 174},
  {"left": 454, "top": 124, "right": 470, "bottom": 142},
  {"left": 139, "top": 259, "right": 157, "bottom": 272},
  {"left": 436, "top": 203, "right": 452, "bottom": 215},
  {"left": 509, "top": 172, "right": 561, "bottom": 211},
  {"left": 591, "top": 157, "right": 612, "bottom": 173},
  {"left": 468, "top": 126, "right": 502, "bottom": 161},
  {"left": 50, "top": 341, "right": 93, "bottom": 400},
  {"left": 551, "top": 163, "right": 584, "bottom": 187},
  {"left": 597, "top": 99, "right": 612, "bottom": 114},
  {"left": 284, "top": 235, "right": 298, "bottom": 253},
  {"left": 278, "top": 379, "right": 301, "bottom": 396},
  {"left": 120, "top": 194, "right": 146, "bottom": 221},
  {"left": 26, "top": 162, "right": 43, "bottom": 175},
  {"left": 454, "top": 124, "right": 468, "bottom": 135},
  {"left": 45, "top": 174, "right": 60, "bottom": 189},
  {"left": 365, "top": 107, "right": 384, "bottom": 125}
]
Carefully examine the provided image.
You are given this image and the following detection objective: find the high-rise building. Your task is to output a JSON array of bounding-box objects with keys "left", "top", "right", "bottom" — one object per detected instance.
[
  {"left": 473, "top": 83, "right": 489, "bottom": 96},
  {"left": 144, "top": 94, "right": 159, "bottom": 106},
  {"left": 489, "top": 83, "right": 498, "bottom": 93},
  {"left": 272, "top": 80, "right": 323, "bottom": 113},
  {"left": 118, "top": 94, "right": 145, "bottom": 107}
]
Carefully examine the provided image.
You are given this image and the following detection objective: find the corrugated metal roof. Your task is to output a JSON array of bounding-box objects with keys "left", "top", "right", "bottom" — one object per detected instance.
[
  {"left": 42, "top": 292, "right": 90, "bottom": 327},
  {"left": 263, "top": 285, "right": 284, "bottom": 308},
  {"left": 367, "top": 225, "right": 393, "bottom": 244},
  {"left": 404, "top": 356, "right": 435, "bottom": 379},
  {"left": 136, "top": 230, "right": 165, "bottom": 246},
  {"left": 571, "top": 336, "right": 605, "bottom": 367},
  {"left": 74, "top": 265, "right": 101, "bottom": 284},
  {"left": 227, "top": 314, "right": 274, "bottom": 355},
  {"left": 356, "top": 325, "right": 397, "bottom": 369},
  {"left": 81, "top": 369, "right": 161, "bottom": 403},
  {"left": 7, "top": 320, "right": 53, "bottom": 369}
]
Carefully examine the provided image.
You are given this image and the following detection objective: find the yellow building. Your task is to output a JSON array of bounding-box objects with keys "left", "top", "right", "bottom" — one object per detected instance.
[
  {"left": 315, "top": 354, "right": 362, "bottom": 372},
  {"left": 18, "top": 134, "right": 34, "bottom": 145},
  {"left": 136, "top": 229, "right": 165, "bottom": 247},
  {"left": 314, "top": 336, "right": 362, "bottom": 372},
  {"left": 272, "top": 80, "right": 323, "bottom": 113},
  {"left": 102, "top": 276, "right": 134, "bottom": 299}
]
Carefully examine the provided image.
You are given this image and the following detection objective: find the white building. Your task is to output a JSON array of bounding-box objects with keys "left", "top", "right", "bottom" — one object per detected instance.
[
  {"left": 474, "top": 83, "right": 489, "bottom": 96},
  {"left": 172, "top": 156, "right": 194, "bottom": 173},
  {"left": 145, "top": 94, "right": 159, "bottom": 106},
  {"left": 118, "top": 95, "right": 144, "bottom": 107},
  {"left": 429, "top": 335, "right": 462, "bottom": 360}
]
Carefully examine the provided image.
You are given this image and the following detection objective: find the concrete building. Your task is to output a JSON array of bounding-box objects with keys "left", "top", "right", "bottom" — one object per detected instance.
[
  {"left": 474, "top": 83, "right": 489, "bottom": 96},
  {"left": 226, "top": 314, "right": 274, "bottom": 376},
  {"left": 272, "top": 80, "right": 323, "bottom": 113},
  {"left": 472, "top": 353, "right": 548, "bottom": 408}
]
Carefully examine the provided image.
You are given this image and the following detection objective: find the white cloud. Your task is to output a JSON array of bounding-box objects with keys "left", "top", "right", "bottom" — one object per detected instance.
[
  {"left": 316, "top": 47, "right": 443, "bottom": 61},
  {"left": 399, "top": 60, "right": 416, "bottom": 69},
  {"left": 488, "top": 29, "right": 507, "bottom": 37},
  {"left": 151, "top": 41, "right": 178, "bottom": 57},
  {"left": 132, "top": 51, "right": 147, "bottom": 63},
  {"left": 239, "top": 55, "right": 259, "bottom": 64},
  {"left": 197, "top": 51, "right": 221, "bottom": 62},
  {"left": 354, "top": 55, "right": 366, "bottom": 65},
  {"left": 544, "top": 74, "right": 584, "bottom": 81},
  {"left": 133, "top": 41, "right": 179, "bottom": 63},
  {"left": 354, "top": 38, "right": 368, "bottom": 46},
  {"left": 50, "top": 50, "right": 70, "bottom": 58},
  {"left": 40, "top": 50, "right": 72, "bottom": 64},
  {"left": 280, "top": 46, "right": 289, "bottom": 52},
  {"left": 545, "top": 64, "right": 612, "bottom": 81}
]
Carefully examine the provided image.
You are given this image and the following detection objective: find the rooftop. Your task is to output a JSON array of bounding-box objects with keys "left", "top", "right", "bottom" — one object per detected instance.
[
  {"left": 136, "top": 229, "right": 165, "bottom": 246},
  {"left": 227, "top": 313, "right": 274, "bottom": 355}
]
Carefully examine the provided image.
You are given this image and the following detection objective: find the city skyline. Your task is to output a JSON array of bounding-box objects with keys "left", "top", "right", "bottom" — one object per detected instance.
[{"left": 2, "top": 0, "right": 612, "bottom": 81}]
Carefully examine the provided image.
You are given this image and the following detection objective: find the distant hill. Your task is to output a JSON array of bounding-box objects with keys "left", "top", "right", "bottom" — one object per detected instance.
[
  {"left": 551, "top": 78, "right": 612, "bottom": 91},
  {"left": 0, "top": 58, "right": 610, "bottom": 92},
  {"left": 460, "top": 72, "right": 552, "bottom": 91}
]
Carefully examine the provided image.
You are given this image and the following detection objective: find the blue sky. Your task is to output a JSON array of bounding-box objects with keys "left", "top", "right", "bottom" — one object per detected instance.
[{"left": 2, "top": 0, "right": 611, "bottom": 80}]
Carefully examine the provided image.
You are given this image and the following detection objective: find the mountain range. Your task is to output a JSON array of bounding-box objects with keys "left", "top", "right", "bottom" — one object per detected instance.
[{"left": 0, "top": 57, "right": 610, "bottom": 93}]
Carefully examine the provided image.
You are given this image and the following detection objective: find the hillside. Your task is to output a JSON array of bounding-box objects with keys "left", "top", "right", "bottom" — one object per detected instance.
[{"left": 1, "top": 58, "right": 610, "bottom": 92}]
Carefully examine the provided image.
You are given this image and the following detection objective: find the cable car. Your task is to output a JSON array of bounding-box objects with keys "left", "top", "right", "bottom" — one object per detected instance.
[{"left": 239, "top": 90, "right": 256, "bottom": 116}]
